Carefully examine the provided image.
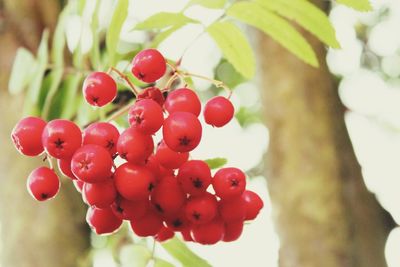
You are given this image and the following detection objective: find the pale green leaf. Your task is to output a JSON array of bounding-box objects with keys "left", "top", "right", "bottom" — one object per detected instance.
[
  {"left": 150, "top": 23, "right": 185, "bottom": 48},
  {"left": 42, "top": 69, "right": 64, "bottom": 119},
  {"left": 186, "top": 0, "right": 226, "bottom": 9},
  {"left": 161, "top": 237, "right": 211, "bottom": 267},
  {"left": 134, "top": 12, "right": 197, "bottom": 30},
  {"left": 227, "top": 2, "right": 318, "bottom": 67},
  {"left": 119, "top": 244, "right": 151, "bottom": 267},
  {"left": 336, "top": 0, "right": 372, "bottom": 11},
  {"left": 90, "top": 0, "right": 101, "bottom": 69},
  {"left": 60, "top": 74, "right": 83, "bottom": 119},
  {"left": 154, "top": 258, "right": 175, "bottom": 267},
  {"left": 106, "top": 0, "right": 129, "bottom": 66},
  {"left": 207, "top": 21, "right": 255, "bottom": 79},
  {"left": 51, "top": 7, "right": 67, "bottom": 66},
  {"left": 8, "top": 48, "right": 36, "bottom": 94},
  {"left": 205, "top": 157, "right": 228, "bottom": 169},
  {"left": 257, "top": 0, "right": 340, "bottom": 48}
]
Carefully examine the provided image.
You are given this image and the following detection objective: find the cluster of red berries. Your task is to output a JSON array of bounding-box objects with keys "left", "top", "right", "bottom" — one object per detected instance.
[{"left": 11, "top": 49, "right": 263, "bottom": 245}]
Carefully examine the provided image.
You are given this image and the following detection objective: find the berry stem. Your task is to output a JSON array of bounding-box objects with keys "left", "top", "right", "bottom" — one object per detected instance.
[
  {"left": 163, "top": 72, "right": 181, "bottom": 91},
  {"left": 178, "top": 71, "right": 232, "bottom": 98},
  {"left": 108, "top": 67, "right": 140, "bottom": 96},
  {"left": 105, "top": 101, "right": 134, "bottom": 122},
  {"left": 166, "top": 62, "right": 178, "bottom": 72},
  {"left": 151, "top": 238, "right": 157, "bottom": 259},
  {"left": 44, "top": 154, "right": 54, "bottom": 169}
]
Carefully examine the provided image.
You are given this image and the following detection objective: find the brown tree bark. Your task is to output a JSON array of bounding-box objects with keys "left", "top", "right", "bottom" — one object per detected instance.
[
  {"left": 257, "top": 2, "right": 395, "bottom": 267},
  {"left": 0, "top": 1, "right": 90, "bottom": 267}
]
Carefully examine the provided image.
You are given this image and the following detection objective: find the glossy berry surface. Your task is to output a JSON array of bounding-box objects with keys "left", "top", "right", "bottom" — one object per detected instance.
[
  {"left": 42, "top": 119, "right": 82, "bottom": 159},
  {"left": 223, "top": 220, "right": 243, "bottom": 242},
  {"left": 117, "top": 128, "right": 154, "bottom": 164},
  {"left": 212, "top": 167, "right": 246, "bottom": 200},
  {"left": 242, "top": 190, "right": 264, "bottom": 220},
  {"left": 219, "top": 196, "right": 246, "bottom": 222},
  {"left": 165, "top": 211, "right": 190, "bottom": 232},
  {"left": 83, "top": 72, "right": 117, "bottom": 107},
  {"left": 191, "top": 218, "right": 225, "bottom": 245},
  {"left": 204, "top": 96, "right": 234, "bottom": 127},
  {"left": 131, "top": 49, "right": 166, "bottom": 83},
  {"left": 11, "top": 116, "right": 46, "bottom": 156},
  {"left": 177, "top": 160, "right": 211, "bottom": 196},
  {"left": 129, "top": 207, "right": 163, "bottom": 237},
  {"left": 114, "top": 163, "right": 155, "bottom": 201},
  {"left": 155, "top": 226, "right": 175, "bottom": 242},
  {"left": 83, "top": 179, "right": 117, "bottom": 208},
  {"left": 155, "top": 141, "right": 189, "bottom": 170},
  {"left": 83, "top": 122, "right": 119, "bottom": 156},
  {"left": 111, "top": 197, "right": 148, "bottom": 220},
  {"left": 128, "top": 99, "right": 164, "bottom": 135},
  {"left": 137, "top": 86, "right": 165, "bottom": 106},
  {"left": 185, "top": 192, "right": 218, "bottom": 224},
  {"left": 71, "top": 144, "right": 113, "bottom": 183},
  {"left": 27, "top": 167, "right": 60, "bottom": 201},
  {"left": 164, "top": 88, "right": 201, "bottom": 116},
  {"left": 162, "top": 112, "right": 202, "bottom": 153},
  {"left": 151, "top": 176, "right": 186, "bottom": 216},
  {"left": 86, "top": 206, "right": 122, "bottom": 235},
  {"left": 57, "top": 158, "right": 76, "bottom": 180}
]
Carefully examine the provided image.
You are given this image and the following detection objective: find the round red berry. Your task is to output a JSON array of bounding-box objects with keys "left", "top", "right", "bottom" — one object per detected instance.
[
  {"left": 83, "top": 72, "right": 117, "bottom": 107},
  {"left": 131, "top": 49, "right": 166, "bottom": 83},
  {"left": 71, "top": 144, "right": 113, "bottom": 183},
  {"left": 11, "top": 116, "right": 46, "bottom": 156},
  {"left": 165, "top": 211, "right": 191, "bottom": 232},
  {"left": 42, "top": 119, "right": 82, "bottom": 159},
  {"left": 27, "top": 166, "right": 60, "bottom": 201},
  {"left": 204, "top": 96, "right": 234, "bottom": 127},
  {"left": 155, "top": 140, "right": 189, "bottom": 169},
  {"left": 137, "top": 86, "right": 165, "bottom": 106},
  {"left": 128, "top": 99, "right": 164, "bottom": 135},
  {"left": 86, "top": 206, "right": 122, "bottom": 235},
  {"left": 185, "top": 192, "right": 218, "bottom": 224},
  {"left": 111, "top": 196, "right": 149, "bottom": 220},
  {"left": 177, "top": 160, "right": 211, "bottom": 196},
  {"left": 151, "top": 176, "right": 186, "bottom": 216},
  {"left": 180, "top": 228, "right": 193, "bottom": 242},
  {"left": 57, "top": 158, "right": 76, "bottom": 180},
  {"left": 164, "top": 88, "right": 201, "bottom": 116},
  {"left": 83, "top": 122, "right": 119, "bottom": 156},
  {"left": 223, "top": 220, "right": 243, "bottom": 242},
  {"left": 114, "top": 162, "right": 155, "bottom": 201},
  {"left": 191, "top": 218, "right": 224, "bottom": 245},
  {"left": 242, "top": 190, "right": 264, "bottom": 220},
  {"left": 218, "top": 196, "right": 246, "bottom": 222},
  {"left": 83, "top": 178, "right": 117, "bottom": 208},
  {"left": 117, "top": 127, "right": 154, "bottom": 164},
  {"left": 129, "top": 207, "right": 163, "bottom": 237},
  {"left": 212, "top": 167, "right": 246, "bottom": 199},
  {"left": 162, "top": 112, "right": 202, "bottom": 153},
  {"left": 155, "top": 226, "right": 175, "bottom": 242}
]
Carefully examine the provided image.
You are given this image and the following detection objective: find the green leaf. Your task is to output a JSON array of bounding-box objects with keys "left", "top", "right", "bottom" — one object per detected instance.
[
  {"left": 257, "top": 0, "right": 340, "bottom": 48},
  {"left": 8, "top": 48, "right": 36, "bottom": 94},
  {"left": 51, "top": 7, "right": 67, "bottom": 66},
  {"left": 134, "top": 12, "right": 197, "bottom": 30},
  {"left": 106, "top": 0, "right": 129, "bottom": 66},
  {"left": 161, "top": 237, "right": 211, "bottom": 267},
  {"left": 59, "top": 74, "right": 83, "bottom": 119},
  {"left": 205, "top": 157, "right": 228, "bottom": 169},
  {"left": 207, "top": 21, "right": 255, "bottom": 79},
  {"left": 154, "top": 258, "right": 175, "bottom": 267},
  {"left": 216, "top": 60, "right": 246, "bottom": 88},
  {"left": 90, "top": 0, "right": 101, "bottom": 69},
  {"left": 235, "top": 106, "right": 261, "bottom": 127},
  {"left": 42, "top": 69, "right": 64, "bottom": 119},
  {"left": 227, "top": 2, "right": 318, "bottom": 67},
  {"left": 150, "top": 23, "right": 185, "bottom": 48},
  {"left": 336, "top": 0, "right": 372, "bottom": 11},
  {"left": 119, "top": 244, "right": 151, "bottom": 267},
  {"left": 186, "top": 0, "right": 226, "bottom": 9}
]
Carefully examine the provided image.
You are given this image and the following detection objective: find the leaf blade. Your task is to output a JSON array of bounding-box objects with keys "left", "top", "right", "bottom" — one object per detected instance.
[
  {"left": 8, "top": 48, "right": 36, "bottom": 95},
  {"left": 186, "top": 0, "right": 226, "bottom": 9},
  {"left": 336, "top": 0, "right": 372, "bottom": 11},
  {"left": 134, "top": 12, "right": 197, "bottom": 31},
  {"left": 204, "top": 158, "right": 228, "bottom": 169}
]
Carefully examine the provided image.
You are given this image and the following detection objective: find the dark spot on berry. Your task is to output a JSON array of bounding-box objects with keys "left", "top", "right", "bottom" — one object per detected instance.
[
  {"left": 92, "top": 96, "right": 99, "bottom": 103},
  {"left": 191, "top": 177, "right": 203, "bottom": 188},
  {"left": 172, "top": 219, "right": 182, "bottom": 228},
  {"left": 54, "top": 138, "right": 64, "bottom": 149},
  {"left": 116, "top": 206, "right": 124, "bottom": 213},
  {"left": 138, "top": 72, "right": 145, "bottom": 79},
  {"left": 134, "top": 115, "right": 143, "bottom": 124},
  {"left": 79, "top": 160, "right": 91, "bottom": 170},
  {"left": 231, "top": 179, "right": 239, "bottom": 187},
  {"left": 148, "top": 183, "right": 154, "bottom": 191},
  {"left": 41, "top": 193, "right": 48, "bottom": 199},
  {"left": 179, "top": 136, "right": 191, "bottom": 146},
  {"left": 155, "top": 203, "right": 163, "bottom": 213},
  {"left": 120, "top": 152, "right": 127, "bottom": 159},
  {"left": 192, "top": 211, "right": 201, "bottom": 220},
  {"left": 106, "top": 140, "right": 115, "bottom": 150}
]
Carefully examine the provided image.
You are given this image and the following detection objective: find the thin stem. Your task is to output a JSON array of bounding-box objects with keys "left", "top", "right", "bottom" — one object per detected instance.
[
  {"left": 105, "top": 101, "right": 134, "bottom": 122},
  {"left": 45, "top": 154, "right": 54, "bottom": 169},
  {"left": 163, "top": 72, "right": 180, "bottom": 91},
  {"left": 151, "top": 238, "right": 156, "bottom": 259},
  {"left": 166, "top": 62, "right": 177, "bottom": 72},
  {"left": 108, "top": 67, "right": 140, "bottom": 96}
]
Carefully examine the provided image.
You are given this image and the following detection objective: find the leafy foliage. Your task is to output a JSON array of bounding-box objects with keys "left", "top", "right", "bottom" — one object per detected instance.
[
  {"left": 205, "top": 157, "right": 228, "bottom": 169},
  {"left": 8, "top": 48, "right": 36, "bottom": 95},
  {"left": 134, "top": 12, "right": 198, "bottom": 30},
  {"left": 185, "top": 0, "right": 227, "bottom": 9},
  {"left": 336, "top": 0, "right": 373, "bottom": 11}
]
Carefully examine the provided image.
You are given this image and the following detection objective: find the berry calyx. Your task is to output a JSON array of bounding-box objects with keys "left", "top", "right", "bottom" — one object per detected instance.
[
  {"left": 185, "top": 192, "right": 218, "bottom": 225},
  {"left": 155, "top": 140, "right": 189, "bottom": 170},
  {"left": 164, "top": 88, "right": 201, "bottom": 116},
  {"left": 204, "top": 96, "right": 234, "bottom": 127},
  {"left": 242, "top": 190, "right": 264, "bottom": 220},
  {"left": 11, "top": 116, "right": 46, "bottom": 156},
  {"left": 83, "top": 72, "right": 117, "bottom": 107},
  {"left": 137, "top": 86, "right": 165, "bottom": 106},
  {"left": 131, "top": 49, "right": 166, "bottom": 83},
  {"left": 128, "top": 99, "right": 164, "bottom": 135},
  {"left": 117, "top": 127, "right": 154, "bottom": 164},
  {"left": 83, "top": 178, "right": 117, "bottom": 208},
  {"left": 86, "top": 206, "right": 122, "bottom": 235},
  {"left": 212, "top": 167, "right": 246, "bottom": 200},
  {"left": 177, "top": 160, "right": 211, "bottom": 196},
  {"left": 27, "top": 166, "right": 60, "bottom": 201},
  {"left": 83, "top": 122, "right": 120, "bottom": 156}
]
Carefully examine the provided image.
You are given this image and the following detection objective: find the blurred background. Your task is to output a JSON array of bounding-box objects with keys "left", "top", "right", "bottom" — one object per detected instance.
[{"left": 0, "top": 0, "right": 399, "bottom": 266}]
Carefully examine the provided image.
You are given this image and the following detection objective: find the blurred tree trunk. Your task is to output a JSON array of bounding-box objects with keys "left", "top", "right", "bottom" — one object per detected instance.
[
  {"left": 0, "top": 1, "right": 90, "bottom": 267},
  {"left": 257, "top": 2, "right": 395, "bottom": 267}
]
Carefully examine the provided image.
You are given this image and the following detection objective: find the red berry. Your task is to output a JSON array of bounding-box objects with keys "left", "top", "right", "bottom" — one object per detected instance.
[
  {"left": 155, "top": 226, "right": 175, "bottom": 242},
  {"left": 191, "top": 218, "right": 224, "bottom": 245},
  {"left": 242, "top": 190, "right": 264, "bottom": 220},
  {"left": 162, "top": 112, "right": 202, "bottom": 153},
  {"left": 177, "top": 160, "right": 211, "bottom": 196},
  {"left": 128, "top": 99, "right": 164, "bottom": 135},
  {"left": 11, "top": 116, "right": 46, "bottom": 156},
  {"left": 73, "top": 180, "right": 84, "bottom": 193},
  {"left": 155, "top": 140, "right": 189, "bottom": 169},
  {"left": 204, "top": 96, "right": 234, "bottom": 127},
  {"left": 27, "top": 167, "right": 60, "bottom": 201},
  {"left": 86, "top": 206, "right": 122, "bottom": 235},
  {"left": 151, "top": 176, "right": 186, "bottom": 216},
  {"left": 42, "top": 119, "right": 82, "bottom": 159},
  {"left": 131, "top": 49, "right": 166, "bottom": 83},
  {"left": 164, "top": 88, "right": 201, "bottom": 116},
  {"left": 219, "top": 196, "right": 246, "bottom": 222},
  {"left": 83, "top": 122, "right": 119, "bottom": 156},
  {"left": 137, "top": 86, "right": 165, "bottom": 106},
  {"left": 223, "top": 220, "right": 243, "bottom": 242},
  {"left": 114, "top": 162, "right": 155, "bottom": 201},
  {"left": 71, "top": 144, "right": 113, "bottom": 183},
  {"left": 185, "top": 192, "right": 218, "bottom": 224},
  {"left": 165, "top": 211, "right": 191, "bottom": 231},
  {"left": 83, "top": 178, "right": 117, "bottom": 208},
  {"left": 117, "top": 127, "right": 154, "bottom": 164},
  {"left": 180, "top": 228, "right": 194, "bottom": 242},
  {"left": 129, "top": 207, "right": 163, "bottom": 237},
  {"left": 57, "top": 158, "right": 76, "bottom": 180},
  {"left": 111, "top": 196, "right": 149, "bottom": 220},
  {"left": 83, "top": 72, "right": 117, "bottom": 107},
  {"left": 212, "top": 167, "right": 246, "bottom": 200}
]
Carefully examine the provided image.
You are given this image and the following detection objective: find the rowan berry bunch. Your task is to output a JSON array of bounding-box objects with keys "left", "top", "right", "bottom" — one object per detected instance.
[{"left": 11, "top": 49, "right": 263, "bottom": 245}]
